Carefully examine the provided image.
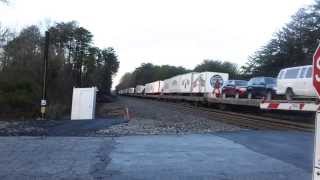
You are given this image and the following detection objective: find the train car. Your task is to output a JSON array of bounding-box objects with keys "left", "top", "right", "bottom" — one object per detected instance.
[
  {"left": 128, "top": 88, "right": 135, "bottom": 94},
  {"left": 168, "top": 75, "right": 181, "bottom": 94},
  {"left": 163, "top": 78, "right": 171, "bottom": 94},
  {"left": 192, "top": 72, "right": 229, "bottom": 96},
  {"left": 145, "top": 81, "right": 164, "bottom": 94},
  {"left": 164, "top": 75, "right": 181, "bottom": 94},
  {"left": 191, "top": 73, "right": 206, "bottom": 93},
  {"left": 163, "top": 72, "right": 196, "bottom": 94},
  {"left": 179, "top": 72, "right": 198, "bottom": 94},
  {"left": 135, "top": 85, "right": 145, "bottom": 94},
  {"left": 163, "top": 76, "right": 178, "bottom": 94}
]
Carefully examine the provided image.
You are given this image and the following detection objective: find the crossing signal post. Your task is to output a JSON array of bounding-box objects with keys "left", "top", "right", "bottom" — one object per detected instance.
[{"left": 41, "top": 31, "right": 49, "bottom": 120}]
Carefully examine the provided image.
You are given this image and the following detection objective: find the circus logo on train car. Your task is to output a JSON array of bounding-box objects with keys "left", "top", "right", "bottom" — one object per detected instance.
[
  {"left": 192, "top": 74, "right": 205, "bottom": 88},
  {"left": 181, "top": 79, "right": 190, "bottom": 89},
  {"left": 172, "top": 80, "right": 178, "bottom": 87},
  {"left": 210, "top": 75, "right": 223, "bottom": 88},
  {"left": 210, "top": 74, "right": 224, "bottom": 97}
]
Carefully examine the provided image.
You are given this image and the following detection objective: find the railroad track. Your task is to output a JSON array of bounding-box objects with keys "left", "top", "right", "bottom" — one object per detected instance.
[{"left": 145, "top": 99, "right": 314, "bottom": 132}]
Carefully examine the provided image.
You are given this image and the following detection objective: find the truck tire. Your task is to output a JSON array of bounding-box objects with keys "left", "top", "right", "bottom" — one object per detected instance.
[
  {"left": 222, "top": 92, "right": 226, "bottom": 99},
  {"left": 285, "top": 88, "right": 294, "bottom": 101},
  {"left": 235, "top": 92, "right": 240, "bottom": 99},
  {"left": 266, "top": 91, "right": 272, "bottom": 100}
]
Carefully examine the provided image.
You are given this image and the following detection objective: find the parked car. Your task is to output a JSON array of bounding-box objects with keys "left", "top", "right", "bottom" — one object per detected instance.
[
  {"left": 276, "top": 65, "right": 317, "bottom": 100},
  {"left": 221, "top": 80, "right": 248, "bottom": 98},
  {"left": 247, "top": 77, "right": 277, "bottom": 100}
]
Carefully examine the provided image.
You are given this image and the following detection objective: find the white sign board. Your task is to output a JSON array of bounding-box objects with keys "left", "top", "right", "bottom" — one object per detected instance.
[
  {"left": 41, "top": 99, "right": 47, "bottom": 106},
  {"left": 71, "top": 87, "right": 97, "bottom": 120}
]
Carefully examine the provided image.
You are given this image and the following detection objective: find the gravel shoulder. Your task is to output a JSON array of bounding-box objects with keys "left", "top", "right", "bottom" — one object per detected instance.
[
  {"left": 0, "top": 97, "right": 242, "bottom": 136},
  {"left": 0, "top": 102, "right": 127, "bottom": 136},
  {"left": 97, "top": 97, "right": 243, "bottom": 136}
]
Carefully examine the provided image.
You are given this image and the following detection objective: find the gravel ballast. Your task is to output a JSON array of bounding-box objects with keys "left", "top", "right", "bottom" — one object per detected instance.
[{"left": 97, "top": 97, "right": 242, "bottom": 136}]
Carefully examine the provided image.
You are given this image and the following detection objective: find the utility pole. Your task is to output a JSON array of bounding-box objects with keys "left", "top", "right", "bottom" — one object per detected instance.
[{"left": 41, "top": 31, "right": 49, "bottom": 120}]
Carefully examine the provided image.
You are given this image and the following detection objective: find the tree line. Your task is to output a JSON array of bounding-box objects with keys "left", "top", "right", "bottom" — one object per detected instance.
[
  {"left": 241, "top": 0, "right": 320, "bottom": 76},
  {"left": 0, "top": 21, "right": 119, "bottom": 118},
  {"left": 117, "top": 0, "right": 320, "bottom": 90}
]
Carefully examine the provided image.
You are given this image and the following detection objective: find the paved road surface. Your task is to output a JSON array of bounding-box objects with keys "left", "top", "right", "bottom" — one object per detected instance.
[{"left": 0, "top": 130, "right": 313, "bottom": 180}]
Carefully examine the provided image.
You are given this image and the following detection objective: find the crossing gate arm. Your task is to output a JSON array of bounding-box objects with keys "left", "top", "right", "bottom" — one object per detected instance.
[{"left": 260, "top": 101, "right": 320, "bottom": 112}]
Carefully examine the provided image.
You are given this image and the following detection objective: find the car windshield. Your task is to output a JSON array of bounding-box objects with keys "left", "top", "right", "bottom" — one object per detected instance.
[
  {"left": 248, "top": 78, "right": 264, "bottom": 85},
  {"left": 265, "top": 78, "right": 276, "bottom": 84},
  {"left": 235, "top": 80, "right": 247, "bottom": 86},
  {"left": 248, "top": 79, "right": 254, "bottom": 85},
  {"left": 227, "top": 80, "right": 234, "bottom": 85}
]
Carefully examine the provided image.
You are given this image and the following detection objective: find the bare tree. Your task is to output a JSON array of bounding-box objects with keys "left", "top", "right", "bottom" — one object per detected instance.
[
  {"left": 0, "top": 24, "right": 9, "bottom": 48},
  {"left": 0, "top": 23, "right": 15, "bottom": 48}
]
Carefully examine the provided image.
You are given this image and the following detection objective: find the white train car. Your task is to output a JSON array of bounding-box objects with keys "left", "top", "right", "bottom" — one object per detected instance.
[
  {"left": 192, "top": 72, "right": 229, "bottom": 95},
  {"left": 135, "top": 85, "right": 145, "bottom": 94},
  {"left": 164, "top": 72, "right": 199, "bottom": 94},
  {"left": 169, "top": 75, "right": 181, "bottom": 93},
  {"left": 163, "top": 78, "right": 171, "bottom": 94},
  {"left": 179, "top": 72, "right": 198, "bottom": 94},
  {"left": 128, "top": 87, "right": 135, "bottom": 94},
  {"left": 120, "top": 71, "right": 228, "bottom": 96},
  {"left": 191, "top": 73, "right": 206, "bottom": 93},
  {"left": 145, "top": 81, "right": 164, "bottom": 94}
]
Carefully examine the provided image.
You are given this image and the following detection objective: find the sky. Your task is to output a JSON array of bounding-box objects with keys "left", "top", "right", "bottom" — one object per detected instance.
[{"left": 0, "top": 0, "right": 314, "bottom": 88}]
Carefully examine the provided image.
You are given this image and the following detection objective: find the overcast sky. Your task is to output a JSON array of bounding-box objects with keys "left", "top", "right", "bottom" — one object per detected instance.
[{"left": 0, "top": 0, "right": 314, "bottom": 88}]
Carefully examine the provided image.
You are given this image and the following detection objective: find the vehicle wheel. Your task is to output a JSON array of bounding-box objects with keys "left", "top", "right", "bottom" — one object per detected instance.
[
  {"left": 235, "top": 92, "right": 240, "bottom": 99},
  {"left": 247, "top": 92, "right": 252, "bottom": 99},
  {"left": 266, "top": 91, "right": 272, "bottom": 100},
  {"left": 222, "top": 93, "right": 226, "bottom": 99},
  {"left": 285, "top": 88, "right": 294, "bottom": 101}
]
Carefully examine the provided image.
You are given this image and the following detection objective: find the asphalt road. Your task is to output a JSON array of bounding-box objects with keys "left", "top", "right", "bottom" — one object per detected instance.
[{"left": 0, "top": 130, "right": 313, "bottom": 180}]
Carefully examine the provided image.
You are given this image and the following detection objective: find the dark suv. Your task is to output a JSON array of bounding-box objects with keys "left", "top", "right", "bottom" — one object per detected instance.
[
  {"left": 221, "top": 80, "right": 248, "bottom": 98},
  {"left": 247, "top": 77, "right": 276, "bottom": 100}
]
